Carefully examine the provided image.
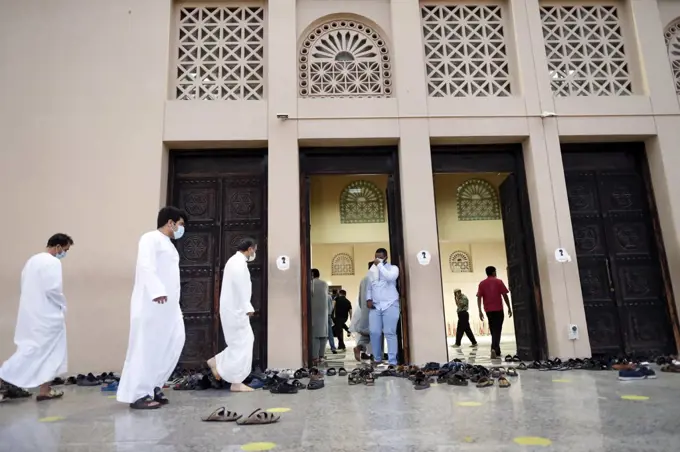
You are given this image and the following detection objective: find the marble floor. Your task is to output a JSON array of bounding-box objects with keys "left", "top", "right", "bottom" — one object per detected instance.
[{"left": 1, "top": 353, "right": 677, "bottom": 452}]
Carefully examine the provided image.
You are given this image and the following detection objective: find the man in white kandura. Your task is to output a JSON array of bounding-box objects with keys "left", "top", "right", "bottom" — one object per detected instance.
[
  {"left": 207, "top": 238, "right": 257, "bottom": 392},
  {"left": 0, "top": 233, "right": 74, "bottom": 403},
  {"left": 117, "top": 206, "right": 188, "bottom": 409}
]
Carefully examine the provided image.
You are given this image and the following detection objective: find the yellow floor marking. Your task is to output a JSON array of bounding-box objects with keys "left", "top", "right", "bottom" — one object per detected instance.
[
  {"left": 513, "top": 437, "right": 552, "bottom": 446},
  {"left": 463, "top": 436, "right": 475, "bottom": 443},
  {"left": 107, "top": 395, "right": 117, "bottom": 399},
  {"left": 552, "top": 379, "right": 571, "bottom": 383},
  {"left": 241, "top": 442, "right": 277, "bottom": 451},
  {"left": 39, "top": 416, "right": 64, "bottom": 423},
  {"left": 457, "top": 401, "right": 482, "bottom": 407},
  {"left": 621, "top": 395, "right": 649, "bottom": 401},
  {"left": 265, "top": 408, "right": 291, "bottom": 413}
]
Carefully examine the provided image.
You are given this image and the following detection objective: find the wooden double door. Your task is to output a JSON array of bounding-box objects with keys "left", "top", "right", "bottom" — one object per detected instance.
[
  {"left": 563, "top": 145, "right": 677, "bottom": 357},
  {"left": 432, "top": 146, "right": 548, "bottom": 361},
  {"left": 169, "top": 152, "right": 268, "bottom": 370}
]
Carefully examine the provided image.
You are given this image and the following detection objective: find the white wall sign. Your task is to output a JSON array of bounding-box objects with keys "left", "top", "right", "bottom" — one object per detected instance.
[
  {"left": 276, "top": 255, "right": 290, "bottom": 271},
  {"left": 417, "top": 250, "right": 432, "bottom": 266},
  {"left": 554, "top": 248, "right": 572, "bottom": 263}
]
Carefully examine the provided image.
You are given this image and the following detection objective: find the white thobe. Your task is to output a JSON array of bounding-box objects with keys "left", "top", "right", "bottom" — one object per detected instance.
[
  {"left": 0, "top": 253, "right": 67, "bottom": 388},
  {"left": 215, "top": 252, "right": 254, "bottom": 384},
  {"left": 117, "top": 230, "right": 185, "bottom": 403}
]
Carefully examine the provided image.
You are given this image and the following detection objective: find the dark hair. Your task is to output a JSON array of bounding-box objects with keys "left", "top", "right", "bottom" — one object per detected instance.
[
  {"left": 368, "top": 261, "right": 373, "bottom": 270},
  {"left": 157, "top": 206, "right": 189, "bottom": 228},
  {"left": 311, "top": 268, "right": 320, "bottom": 278},
  {"left": 486, "top": 266, "right": 496, "bottom": 276},
  {"left": 47, "top": 233, "right": 74, "bottom": 248},
  {"left": 339, "top": 290, "right": 346, "bottom": 296},
  {"left": 235, "top": 237, "right": 256, "bottom": 252},
  {"left": 332, "top": 289, "right": 338, "bottom": 295},
  {"left": 375, "top": 248, "right": 388, "bottom": 258}
]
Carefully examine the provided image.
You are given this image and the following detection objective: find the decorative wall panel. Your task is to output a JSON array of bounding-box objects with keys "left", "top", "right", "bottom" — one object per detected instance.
[
  {"left": 421, "top": 4, "right": 511, "bottom": 97},
  {"left": 339, "top": 180, "right": 386, "bottom": 224},
  {"left": 299, "top": 19, "right": 392, "bottom": 97},
  {"left": 664, "top": 19, "right": 680, "bottom": 95},
  {"left": 540, "top": 5, "right": 632, "bottom": 96},
  {"left": 456, "top": 179, "right": 501, "bottom": 221},
  {"left": 331, "top": 253, "right": 355, "bottom": 276},
  {"left": 449, "top": 251, "right": 472, "bottom": 273},
  {"left": 175, "top": 6, "right": 265, "bottom": 100}
]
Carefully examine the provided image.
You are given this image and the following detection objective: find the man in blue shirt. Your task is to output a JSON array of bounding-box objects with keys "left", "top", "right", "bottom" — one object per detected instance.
[{"left": 366, "top": 248, "right": 400, "bottom": 366}]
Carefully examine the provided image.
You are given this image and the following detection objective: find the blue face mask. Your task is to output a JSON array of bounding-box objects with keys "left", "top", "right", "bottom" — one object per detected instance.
[
  {"left": 56, "top": 251, "right": 67, "bottom": 260},
  {"left": 173, "top": 225, "right": 185, "bottom": 240}
]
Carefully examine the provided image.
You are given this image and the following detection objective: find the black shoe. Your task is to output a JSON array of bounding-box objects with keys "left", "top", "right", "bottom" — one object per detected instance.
[
  {"left": 153, "top": 387, "right": 169, "bottom": 405},
  {"left": 331, "top": 350, "right": 338, "bottom": 354}
]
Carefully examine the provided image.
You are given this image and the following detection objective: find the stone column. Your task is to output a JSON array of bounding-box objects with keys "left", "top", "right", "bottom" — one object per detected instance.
[
  {"left": 515, "top": 0, "right": 591, "bottom": 358},
  {"left": 389, "top": 0, "right": 447, "bottom": 363},
  {"left": 266, "top": 0, "right": 301, "bottom": 369},
  {"left": 628, "top": 0, "right": 680, "bottom": 336}
]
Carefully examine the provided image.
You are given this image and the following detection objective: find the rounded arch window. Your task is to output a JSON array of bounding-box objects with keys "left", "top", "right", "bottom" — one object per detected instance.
[
  {"left": 456, "top": 179, "right": 501, "bottom": 221},
  {"left": 299, "top": 18, "right": 392, "bottom": 98},
  {"left": 339, "top": 180, "right": 386, "bottom": 224},
  {"left": 449, "top": 251, "right": 472, "bottom": 273},
  {"left": 331, "top": 253, "right": 354, "bottom": 276},
  {"left": 665, "top": 19, "right": 680, "bottom": 94}
]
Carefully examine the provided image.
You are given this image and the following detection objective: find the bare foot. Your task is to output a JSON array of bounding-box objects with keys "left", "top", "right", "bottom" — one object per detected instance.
[
  {"left": 206, "top": 358, "right": 221, "bottom": 381},
  {"left": 230, "top": 383, "right": 254, "bottom": 392}
]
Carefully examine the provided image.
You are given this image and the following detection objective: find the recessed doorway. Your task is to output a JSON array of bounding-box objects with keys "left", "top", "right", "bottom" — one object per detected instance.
[
  {"left": 299, "top": 147, "right": 409, "bottom": 367},
  {"left": 432, "top": 146, "right": 547, "bottom": 362}
]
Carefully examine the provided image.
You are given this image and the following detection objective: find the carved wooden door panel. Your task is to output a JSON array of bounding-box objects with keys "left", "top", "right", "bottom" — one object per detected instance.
[
  {"left": 174, "top": 178, "right": 222, "bottom": 369},
  {"left": 565, "top": 172, "right": 623, "bottom": 356},
  {"left": 499, "top": 174, "right": 540, "bottom": 360},
  {"left": 221, "top": 175, "right": 267, "bottom": 369},
  {"left": 565, "top": 160, "right": 674, "bottom": 356}
]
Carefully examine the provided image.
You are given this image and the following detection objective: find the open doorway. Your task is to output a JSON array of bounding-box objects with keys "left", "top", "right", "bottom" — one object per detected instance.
[
  {"left": 299, "top": 147, "right": 409, "bottom": 368},
  {"left": 432, "top": 146, "right": 548, "bottom": 363}
]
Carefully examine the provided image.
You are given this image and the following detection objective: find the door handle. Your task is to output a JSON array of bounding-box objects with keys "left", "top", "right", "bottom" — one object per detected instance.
[{"left": 604, "top": 258, "right": 615, "bottom": 293}]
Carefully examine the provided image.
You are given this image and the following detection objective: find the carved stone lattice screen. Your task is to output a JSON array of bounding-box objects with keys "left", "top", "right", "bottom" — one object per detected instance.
[
  {"left": 175, "top": 6, "right": 265, "bottom": 100},
  {"left": 339, "top": 180, "right": 386, "bottom": 224},
  {"left": 540, "top": 5, "right": 632, "bottom": 96},
  {"left": 456, "top": 179, "right": 501, "bottom": 221},
  {"left": 449, "top": 251, "right": 472, "bottom": 273},
  {"left": 331, "top": 253, "right": 355, "bottom": 276},
  {"left": 299, "top": 19, "right": 393, "bottom": 97},
  {"left": 421, "top": 4, "right": 511, "bottom": 97},
  {"left": 664, "top": 20, "right": 680, "bottom": 95}
]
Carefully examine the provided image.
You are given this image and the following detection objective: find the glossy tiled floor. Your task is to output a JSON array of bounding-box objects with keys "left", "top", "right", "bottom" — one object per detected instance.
[{"left": 1, "top": 349, "right": 677, "bottom": 452}]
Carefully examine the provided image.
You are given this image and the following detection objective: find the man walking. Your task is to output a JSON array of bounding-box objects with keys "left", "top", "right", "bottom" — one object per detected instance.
[
  {"left": 477, "top": 266, "right": 512, "bottom": 359},
  {"left": 0, "top": 233, "right": 74, "bottom": 402},
  {"left": 332, "top": 290, "right": 352, "bottom": 350},
  {"left": 117, "top": 206, "right": 188, "bottom": 409},
  {"left": 453, "top": 289, "right": 477, "bottom": 347},
  {"left": 310, "top": 269, "right": 329, "bottom": 365},
  {"left": 353, "top": 262, "right": 373, "bottom": 361},
  {"left": 207, "top": 238, "right": 257, "bottom": 392},
  {"left": 366, "top": 248, "right": 400, "bottom": 367}
]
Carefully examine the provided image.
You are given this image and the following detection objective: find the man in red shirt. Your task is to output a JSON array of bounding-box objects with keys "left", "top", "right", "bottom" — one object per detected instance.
[{"left": 477, "top": 266, "right": 513, "bottom": 360}]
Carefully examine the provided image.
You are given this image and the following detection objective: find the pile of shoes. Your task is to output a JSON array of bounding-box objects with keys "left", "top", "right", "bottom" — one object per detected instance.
[
  {"left": 263, "top": 367, "right": 334, "bottom": 393},
  {"left": 617, "top": 362, "right": 657, "bottom": 381},
  {"left": 348, "top": 365, "right": 377, "bottom": 386}
]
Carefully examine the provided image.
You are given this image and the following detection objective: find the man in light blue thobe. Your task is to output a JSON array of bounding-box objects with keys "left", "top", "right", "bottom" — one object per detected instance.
[{"left": 365, "top": 248, "right": 400, "bottom": 366}]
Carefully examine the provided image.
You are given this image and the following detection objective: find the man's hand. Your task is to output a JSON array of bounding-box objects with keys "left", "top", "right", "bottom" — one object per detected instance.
[
  {"left": 153, "top": 296, "right": 167, "bottom": 304},
  {"left": 366, "top": 300, "right": 374, "bottom": 309},
  {"left": 479, "top": 312, "right": 484, "bottom": 322},
  {"left": 508, "top": 309, "right": 513, "bottom": 318},
  {"left": 373, "top": 258, "right": 381, "bottom": 266}
]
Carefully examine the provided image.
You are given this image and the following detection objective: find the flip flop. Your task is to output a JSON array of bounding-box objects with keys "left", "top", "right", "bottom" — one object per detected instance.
[
  {"left": 292, "top": 379, "right": 307, "bottom": 389},
  {"left": 36, "top": 389, "right": 64, "bottom": 402},
  {"left": 506, "top": 368, "right": 518, "bottom": 377},
  {"left": 130, "top": 396, "right": 161, "bottom": 410},
  {"left": 414, "top": 377, "right": 430, "bottom": 390},
  {"left": 447, "top": 373, "right": 468, "bottom": 386},
  {"left": 326, "top": 368, "right": 337, "bottom": 376},
  {"left": 476, "top": 377, "right": 494, "bottom": 388},
  {"left": 338, "top": 368, "right": 348, "bottom": 376},
  {"left": 498, "top": 376, "right": 511, "bottom": 388},
  {"left": 293, "top": 368, "right": 309, "bottom": 379},
  {"left": 236, "top": 408, "right": 281, "bottom": 425},
  {"left": 308, "top": 378, "right": 325, "bottom": 390},
  {"left": 201, "top": 407, "right": 242, "bottom": 422}
]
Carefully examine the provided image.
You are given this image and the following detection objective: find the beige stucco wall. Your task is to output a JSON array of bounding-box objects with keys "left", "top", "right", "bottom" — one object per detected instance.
[{"left": 2, "top": 0, "right": 680, "bottom": 372}]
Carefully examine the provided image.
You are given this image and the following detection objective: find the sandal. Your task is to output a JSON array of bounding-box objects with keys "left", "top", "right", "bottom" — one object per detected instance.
[
  {"left": 348, "top": 371, "right": 363, "bottom": 385},
  {"left": 77, "top": 373, "right": 101, "bottom": 387},
  {"left": 65, "top": 376, "right": 77, "bottom": 385},
  {"left": 52, "top": 377, "right": 65, "bottom": 386},
  {"left": 363, "top": 371, "right": 375, "bottom": 386},
  {"left": 498, "top": 376, "right": 511, "bottom": 388},
  {"left": 326, "top": 368, "right": 337, "bottom": 376},
  {"left": 506, "top": 368, "right": 518, "bottom": 377},
  {"left": 447, "top": 373, "right": 468, "bottom": 386},
  {"left": 36, "top": 389, "right": 64, "bottom": 402},
  {"left": 270, "top": 381, "right": 298, "bottom": 394},
  {"left": 129, "top": 396, "right": 161, "bottom": 410},
  {"left": 308, "top": 378, "right": 325, "bottom": 390},
  {"left": 517, "top": 363, "right": 527, "bottom": 370},
  {"left": 100, "top": 381, "right": 118, "bottom": 392},
  {"left": 292, "top": 379, "right": 307, "bottom": 389},
  {"left": 154, "top": 387, "right": 169, "bottom": 405},
  {"left": 414, "top": 376, "right": 430, "bottom": 390},
  {"left": 338, "top": 368, "right": 348, "bottom": 377},
  {"left": 201, "top": 407, "right": 242, "bottom": 422},
  {"left": 504, "top": 355, "right": 513, "bottom": 362},
  {"left": 236, "top": 408, "right": 281, "bottom": 425},
  {"left": 476, "top": 377, "right": 494, "bottom": 388},
  {"left": 293, "top": 368, "right": 309, "bottom": 379}
]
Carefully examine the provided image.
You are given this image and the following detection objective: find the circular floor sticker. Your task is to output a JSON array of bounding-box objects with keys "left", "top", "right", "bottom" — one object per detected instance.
[
  {"left": 621, "top": 395, "right": 649, "bottom": 401},
  {"left": 39, "top": 416, "right": 64, "bottom": 423},
  {"left": 241, "top": 442, "right": 277, "bottom": 451},
  {"left": 265, "top": 408, "right": 291, "bottom": 413},
  {"left": 457, "top": 401, "right": 482, "bottom": 407},
  {"left": 513, "top": 437, "right": 552, "bottom": 446}
]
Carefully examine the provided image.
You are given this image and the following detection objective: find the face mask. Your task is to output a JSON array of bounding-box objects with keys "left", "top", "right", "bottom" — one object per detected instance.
[
  {"left": 247, "top": 252, "right": 256, "bottom": 262},
  {"left": 56, "top": 251, "right": 67, "bottom": 260},
  {"left": 173, "top": 224, "right": 185, "bottom": 240},
  {"left": 377, "top": 258, "right": 384, "bottom": 264}
]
